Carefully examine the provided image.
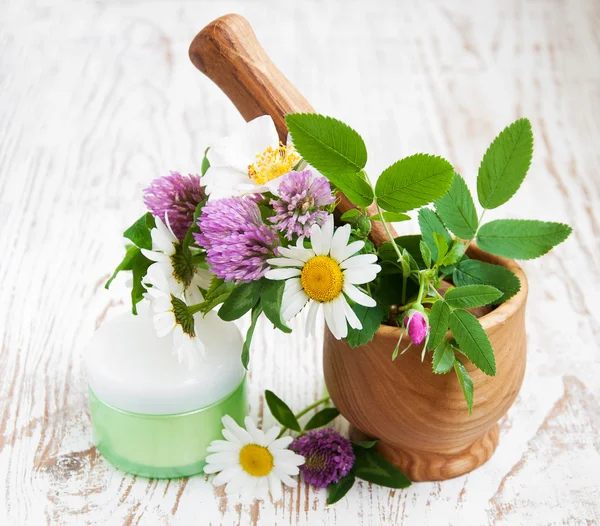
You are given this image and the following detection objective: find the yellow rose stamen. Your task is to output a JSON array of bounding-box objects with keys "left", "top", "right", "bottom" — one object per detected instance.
[
  {"left": 248, "top": 143, "right": 300, "bottom": 185},
  {"left": 301, "top": 256, "right": 344, "bottom": 303},
  {"left": 239, "top": 444, "right": 274, "bottom": 477}
]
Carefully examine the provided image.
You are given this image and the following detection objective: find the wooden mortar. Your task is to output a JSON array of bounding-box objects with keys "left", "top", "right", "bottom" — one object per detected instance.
[{"left": 189, "top": 14, "right": 529, "bottom": 481}]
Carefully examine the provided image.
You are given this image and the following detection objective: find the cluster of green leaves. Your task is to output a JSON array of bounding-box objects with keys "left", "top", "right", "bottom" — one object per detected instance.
[
  {"left": 105, "top": 213, "right": 156, "bottom": 314},
  {"left": 265, "top": 390, "right": 411, "bottom": 504},
  {"left": 211, "top": 279, "right": 290, "bottom": 369},
  {"left": 286, "top": 113, "right": 572, "bottom": 414}
]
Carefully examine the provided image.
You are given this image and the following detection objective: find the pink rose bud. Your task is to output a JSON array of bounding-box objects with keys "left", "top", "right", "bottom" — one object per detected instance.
[{"left": 403, "top": 310, "right": 430, "bottom": 346}]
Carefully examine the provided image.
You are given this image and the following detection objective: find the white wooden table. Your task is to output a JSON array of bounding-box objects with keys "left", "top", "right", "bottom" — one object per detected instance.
[{"left": 1, "top": 0, "right": 599, "bottom": 524}]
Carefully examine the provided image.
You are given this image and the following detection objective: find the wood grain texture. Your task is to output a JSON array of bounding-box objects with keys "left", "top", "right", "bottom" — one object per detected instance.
[
  {"left": 1, "top": 0, "right": 599, "bottom": 524},
  {"left": 324, "top": 246, "right": 527, "bottom": 482}
]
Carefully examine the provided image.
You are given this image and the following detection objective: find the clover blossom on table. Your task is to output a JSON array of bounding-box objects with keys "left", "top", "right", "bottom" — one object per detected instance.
[
  {"left": 290, "top": 428, "right": 355, "bottom": 488},
  {"left": 195, "top": 195, "right": 280, "bottom": 283},
  {"left": 269, "top": 169, "right": 335, "bottom": 240},
  {"left": 143, "top": 171, "right": 205, "bottom": 240}
]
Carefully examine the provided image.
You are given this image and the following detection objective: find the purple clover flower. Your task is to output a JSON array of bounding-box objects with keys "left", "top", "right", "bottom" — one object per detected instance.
[
  {"left": 269, "top": 170, "right": 335, "bottom": 240},
  {"left": 143, "top": 172, "right": 205, "bottom": 240},
  {"left": 195, "top": 195, "right": 280, "bottom": 283},
  {"left": 290, "top": 428, "right": 355, "bottom": 488}
]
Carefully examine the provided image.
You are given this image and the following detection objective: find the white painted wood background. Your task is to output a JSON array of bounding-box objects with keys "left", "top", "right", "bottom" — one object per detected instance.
[{"left": 1, "top": 0, "right": 599, "bottom": 524}]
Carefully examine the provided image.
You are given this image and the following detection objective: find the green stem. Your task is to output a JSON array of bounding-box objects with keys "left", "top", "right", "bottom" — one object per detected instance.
[
  {"left": 361, "top": 169, "right": 402, "bottom": 262},
  {"left": 402, "top": 273, "right": 408, "bottom": 305},
  {"left": 416, "top": 273, "right": 427, "bottom": 305},
  {"left": 277, "top": 396, "right": 331, "bottom": 438},
  {"left": 187, "top": 303, "right": 205, "bottom": 315}
]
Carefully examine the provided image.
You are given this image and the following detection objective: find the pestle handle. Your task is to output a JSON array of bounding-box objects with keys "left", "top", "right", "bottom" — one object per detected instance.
[{"left": 189, "top": 14, "right": 396, "bottom": 247}]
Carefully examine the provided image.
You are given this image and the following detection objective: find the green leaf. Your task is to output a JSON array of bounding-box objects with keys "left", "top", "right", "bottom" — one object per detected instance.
[
  {"left": 434, "top": 173, "right": 478, "bottom": 239},
  {"left": 327, "top": 172, "right": 374, "bottom": 208},
  {"left": 201, "top": 147, "right": 210, "bottom": 176},
  {"left": 242, "top": 304, "right": 262, "bottom": 369},
  {"left": 260, "top": 280, "right": 292, "bottom": 333},
  {"left": 418, "top": 209, "right": 452, "bottom": 262},
  {"left": 432, "top": 339, "right": 455, "bottom": 374},
  {"left": 304, "top": 408, "right": 340, "bottom": 430},
  {"left": 442, "top": 239, "right": 467, "bottom": 267},
  {"left": 265, "top": 390, "right": 301, "bottom": 432},
  {"left": 453, "top": 259, "right": 520, "bottom": 304},
  {"left": 218, "top": 281, "right": 264, "bottom": 321},
  {"left": 477, "top": 118, "right": 534, "bottom": 209},
  {"left": 352, "top": 440, "right": 379, "bottom": 449},
  {"left": 445, "top": 285, "right": 502, "bottom": 309},
  {"left": 124, "top": 212, "right": 155, "bottom": 250},
  {"left": 449, "top": 309, "right": 496, "bottom": 376},
  {"left": 419, "top": 240, "right": 432, "bottom": 268},
  {"left": 352, "top": 447, "right": 411, "bottom": 489},
  {"left": 427, "top": 300, "right": 451, "bottom": 350},
  {"left": 375, "top": 154, "right": 454, "bottom": 213},
  {"left": 196, "top": 277, "right": 235, "bottom": 313},
  {"left": 328, "top": 473, "right": 355, "bottom": 505},
  {"left": 105, "top": 245, "right": 139, "bottom": 289},
  {"left": 285, "top": 113, "right": 367, "bottom": 176},
  {"left": 340, "top": 209, "right": 361, "bottom": 222},
  {"left": 433, "top": 233, "right": 449, "bottom": 266},
  {"left": 130, "top": 251, "right": 153, "bottom": 314},
  {"left": 346, "top": 304, "right": 385, "bottom": 348},
  {"left": 454, "top": 359, "right": 474, "bottom": 414},
  {"left": 476, "top": 219, "right": 572, "bottom": 260},
  {"left": 369, "top": 212, "right": 411, "bottom": 223}
]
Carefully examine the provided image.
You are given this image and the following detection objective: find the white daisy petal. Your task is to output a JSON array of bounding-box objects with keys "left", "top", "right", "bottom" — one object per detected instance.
[
  {"left": 212, "top": 465, "right": 243, "bottom": 487},
  {"left": 305, "top": 300, "right": 321, "bottom": 337},
  {"left": 277, "top": 246, "right": 314, "bottom": 262},
  {"left": 344, "top": 283, "right": 377, "bottom": 307},
  {"left": 282, "top": 289, "right": 310, "bottom": 321},
  {"left": 329, "top": 223, "right": 352, "bottom": 261},
  {"left": 265, "top": 268, "right": 302, "bottom": 280},
  {"left": 244, "top": 416, "right": 265, "bottom": 445},
  {"left": 262, "top": 426, "right": 280, "bottom": 445},
  {"left": 343, "top": 298, "right": 363, "bottom": 330},
  {"left": 319, "top": 215, "right": 335, "bottom": 255},
  {"left": 269, "top": 436, "right": 294, "bottom": 450},
  {"left": 269, "top": 473, "right": 283, "bottom": 502},
  {"left": 323, "top": 301, "right": 342, "bottom": 339},
  {"left": 332, "top": 294, "right": 348, "bottom": 339},
  {"left": 222, "top": 415, "right": 254, "bottom": 445},
  {"left": 310, "top": 222, "right": 324, "bottom": 255},
  {"left": 343, "top": 266, "right": 381, "bottom": 285},
  {"left": 337, "top": 240, "right": 365, "bottom": 262},
  {"left": 207, "top": 440, "right": 241, "bottom": 453},
  {"left": 266, "top": 257, "right": 306, "bottom": 268},
  {"left": 340, "top": 253, "right": 379, "bottom": 269},
  {"left": 273, "top": 465, "right": 297, "bottom": 487},
  {"left": 282, "top": 277, "right": 303, "bottom": 300}
]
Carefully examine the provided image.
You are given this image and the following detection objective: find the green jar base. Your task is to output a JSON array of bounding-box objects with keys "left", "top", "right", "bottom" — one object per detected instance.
[{"left": 89, "top": 378, "right": 247, "bottom": 479}]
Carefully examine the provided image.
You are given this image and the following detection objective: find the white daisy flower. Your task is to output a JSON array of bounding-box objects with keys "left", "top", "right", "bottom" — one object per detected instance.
[
  {"left": 142, "top": 215, "right": 212, "bottom": 299},
  {"left": 203, "top": 115, "right": 300, "bottom": 200},
  {"left": 204, "top": 415, "right": 305, "bottom": 503},
  {"left": 143, "top": 264, "right": 205, "bottom": 368},
  {"left": 265, "top": 215, "right": 381, "bottom": 340}
]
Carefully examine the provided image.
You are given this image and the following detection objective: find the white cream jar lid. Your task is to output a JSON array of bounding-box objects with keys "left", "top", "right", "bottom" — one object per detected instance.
[{"left": 85, "top": 304, "right": 245, "bottom": 415}]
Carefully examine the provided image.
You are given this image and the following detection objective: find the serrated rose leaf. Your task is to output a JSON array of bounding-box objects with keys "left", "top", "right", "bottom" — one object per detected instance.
[
  {"left": 375, "top": 154, "right": 454, "bottom": 213},
  {"left": 476, "top": 219, "right": 572, "bottom": 260},
  {"left": 477, "top": 118, "right": 533, "bottom": 209}
]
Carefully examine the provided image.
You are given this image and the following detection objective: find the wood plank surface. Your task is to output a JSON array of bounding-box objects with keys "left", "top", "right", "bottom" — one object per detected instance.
[{"left": 0, "top": 0, "right": 598, "bottom": 524}]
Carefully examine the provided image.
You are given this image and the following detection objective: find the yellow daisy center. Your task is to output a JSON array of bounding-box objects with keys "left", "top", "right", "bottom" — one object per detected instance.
[
  {"left": 248, "top": 143, "right": 300, "bottom": 185},
  {"left": 239, "top": 444, "right": 274, "bottom": 477},
  {"left": 301, "top": 256, "right": 344, "bottom": 303}
]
